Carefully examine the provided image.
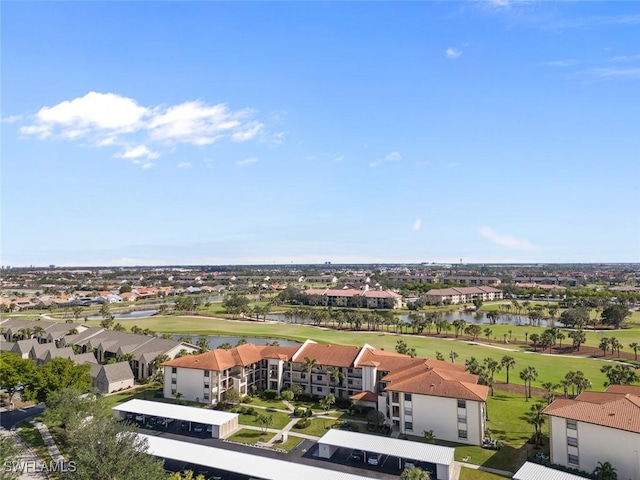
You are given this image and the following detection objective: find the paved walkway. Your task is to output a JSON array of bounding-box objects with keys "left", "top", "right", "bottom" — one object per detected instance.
[
  {"left": 30, "top": 420, "right": 65, "bottom": 463},
  {"left": 0, "top": 428, "right": 48, "bottom": 480}
]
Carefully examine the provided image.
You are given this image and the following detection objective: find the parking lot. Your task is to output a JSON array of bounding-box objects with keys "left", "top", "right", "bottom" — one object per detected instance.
[
  {"left": 311, "top": 445, "right": 437, "bottom": 478},
  {"left": 123, "top": 413, "right": 216, "bottom": 440}
]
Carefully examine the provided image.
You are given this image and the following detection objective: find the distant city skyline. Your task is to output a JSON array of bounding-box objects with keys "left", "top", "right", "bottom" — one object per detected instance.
[{"left": 2, "top": 2, "right": 639, "bottom": 266}]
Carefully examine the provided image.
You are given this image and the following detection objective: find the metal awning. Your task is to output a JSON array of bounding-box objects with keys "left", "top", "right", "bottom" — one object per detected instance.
[
  {"left": 139, "top": 434, "right": 376, "bottom": 480},
  {"left": 514, "top": 462, "right": 589, "bottom": 480},
  {"left": 318, "top": 429, "right": 454, "bottom": 466},
  {"left": 113, "top": 399, "right": 237, "bottom": 426}
]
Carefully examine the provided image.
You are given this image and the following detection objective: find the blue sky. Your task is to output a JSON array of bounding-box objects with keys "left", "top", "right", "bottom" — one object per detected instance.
[{"left": 2, "top": 1, "right": 639, "bottom": 266}]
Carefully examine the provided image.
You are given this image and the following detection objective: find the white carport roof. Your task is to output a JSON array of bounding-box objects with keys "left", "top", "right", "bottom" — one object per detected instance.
[
  {"left": 318, "top": 429, "right": 454, "bottom": 466},
  {"left": 113, "top": 399, "right": 237, "bottom": 426},
  {"left": 514, "top": 462, "right": 589, "bottom": 480},
  {"left": 139, "top": 434, "right": 376, "bottom": 480}
]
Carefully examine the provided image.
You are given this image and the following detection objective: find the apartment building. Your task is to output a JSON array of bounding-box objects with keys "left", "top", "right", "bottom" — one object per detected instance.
[
  {"left": 303, "top": 288, "right": 403, "bottom": 309},
  {"left": 162, "top": 340, "right": 488, "bottom": 445},
  {"left": 543, "top": 385, "right": 640, "bottom": 480},
  {"left": 424, "top": 287, "right": 503, "bottom": 305}
]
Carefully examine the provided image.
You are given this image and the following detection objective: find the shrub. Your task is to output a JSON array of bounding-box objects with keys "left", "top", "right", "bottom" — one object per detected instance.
[
  {"left": 260, "top": 390, "right": 278, "bottom": 400},
  {"left": 295, "top": 418, "right": 311, "bottom": 429},
  {"left": 241, "top": 396, "right": 253, "bottom": 404},
  {"left": 304, "top": 408, "right": 313, "bottom": 418},
  {"left": 294, "top": 408, "right": 305, "bottom": 418},
  {"left": 245, "top": 407, "right": 256, "bottom": 416}
]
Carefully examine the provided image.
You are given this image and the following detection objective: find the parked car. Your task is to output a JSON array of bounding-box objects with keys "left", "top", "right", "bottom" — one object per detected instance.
[
  {"left": 367, "top": 453, "right": 380, "bottom": 466},
  {"left": 350, "top": 450, "right": 364, "bottom": 462},
  {"left": 193, "top": 424, "right": 206, "bottom": 433},
  {"left": 180, "top": 421, "right": 189, "bottom": 430},
  {"left": 405, "top": 460, "right": 417, "bottom": 469}
]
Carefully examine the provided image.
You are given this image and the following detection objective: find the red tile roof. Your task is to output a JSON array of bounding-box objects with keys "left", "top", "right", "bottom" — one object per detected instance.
[{"left": 543, "top": 386, "right": 640, "bottom": 434}]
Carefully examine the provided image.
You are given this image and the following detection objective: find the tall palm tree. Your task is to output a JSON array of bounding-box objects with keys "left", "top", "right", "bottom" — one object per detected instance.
[
  {"left": 32, "top": 326, "right": 46, "bottom": 339},
  {"left": 630, "top": 342, "right": 639, "bottom": 361},
  {"left": 304, "top": 356, "right": 317, "bottom": 398},
  {"left": 519, "top": 366, "right": 538, "bottom": 401},
  {"left": 501, "top": 356, "right": 516, "bottom": 384},
  {"left": 526, "top": 402, "right": 546, "bottom": 447}
]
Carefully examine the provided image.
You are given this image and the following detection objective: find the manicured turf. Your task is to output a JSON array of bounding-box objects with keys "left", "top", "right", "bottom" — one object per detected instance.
[
  {"left": 292, "top": 417, "right": 339, "bottom": 437},
  {"left": 458, "top": 468, "right": 506, "bottom": 480},
  {"left": 227, "top": 428, "right": 272, "bottom": 445},
  {"left": 237, "top": 411, "right": 291, "bottom": 430},
  {"left": 99, "top": 315, "right": 619, "bottom": 389}
]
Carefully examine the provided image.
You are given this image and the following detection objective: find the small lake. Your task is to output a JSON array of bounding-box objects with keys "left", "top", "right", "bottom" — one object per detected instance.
[
  {"left": 169, "top": 334, "right": 299, "bottom": 349},
  {"left": 266, "top": 311, "right": 561, "bottom": 327},
  {"left": 87, "top": 309, "right": 158, "bottom": 320}
]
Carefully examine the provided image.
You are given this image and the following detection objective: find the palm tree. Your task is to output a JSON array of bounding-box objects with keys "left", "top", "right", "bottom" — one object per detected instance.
[
  {"left": 32, "top": 326, "right": 45, "bottom": 339},
  {"left": 452, "top": 319, "right": 466, "bottom": 338},
  {"left": 304, "top": 356, "right": 317, "bottom": 398},
  {"left": 630, "top": 342, "right": 639, "bottom": 361},
  {"left": 519, "top": 366, "right": 538, "bottom": 401},
  {"left": 152, "top": 353, "right": 171, "bottom": 381},
  {"left": 526, "top": 402, "right": 546, "bottom": 447},
  {"left": 327, "top": 366, "right": 345, "bottom": 395},
  {"left": 593, "top": 461, "right": 617, "bottom": 480},
  {"left": 422, "top": 430, "right": 436, "bottom": 444},
  {"left": 483, "top": 328, "right": 493, "bottom": 343},
  {"left": 197, "top": 337, "right": 210, "bottom": 353},
  {"left": 501, "top": 356, "right": 516, "bottom": 384}
]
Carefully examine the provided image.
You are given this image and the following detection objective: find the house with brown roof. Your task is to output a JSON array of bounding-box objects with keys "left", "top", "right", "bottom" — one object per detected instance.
[
  {"left": 162, "top": 339, "right": 489, "bottom": 445},
  {"left": 543, "top": 385, "right": 640, "bottom": 480}
]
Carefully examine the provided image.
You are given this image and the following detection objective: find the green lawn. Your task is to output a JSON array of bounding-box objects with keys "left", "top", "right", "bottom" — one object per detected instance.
[
  {"left": 278, "top": 434, "right": 306, "bottom": 452},
  {"left": 15, "top": 421, "right": 62, "bottom": 479},
  {"left": 238, "top": 411, "right": 291, "bottom": 430},
  {"left": 292, "top": 417, "right": 339, "bottom": 437},
  {"left": 227, "top": 428, "right": 272, "bottom": 445},
  {"left": 458, "top": 468, "right": 507, "bottom": 480},
  {"left": 246, "top": 397, "right": 290, "bottom": 410},
  {"left": 102, "top": 315, "right": 619, "bottom": 389}
]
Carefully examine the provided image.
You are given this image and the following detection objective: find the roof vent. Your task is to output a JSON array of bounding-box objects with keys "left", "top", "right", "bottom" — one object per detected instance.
[{"left": 430, "top": 384, "right": 436, "bottom": 387}]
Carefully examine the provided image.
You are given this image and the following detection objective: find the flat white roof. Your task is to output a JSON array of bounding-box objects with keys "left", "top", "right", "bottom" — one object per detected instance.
[
  {"left": 318, "top": 429, "right": 454, "bottom": 466},
  {"left": 139, "top": 434, "right": 376, "bottom": 480},
  {"left": 514, "top": 462, "right": 589, "bottom": 480},
  {"left": 113, "top": 399, "right": 237, "bottom": 426}
]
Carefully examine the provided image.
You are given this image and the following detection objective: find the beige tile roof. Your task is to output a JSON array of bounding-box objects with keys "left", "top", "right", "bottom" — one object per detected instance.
[{"left": 543, "top": 386, "right": 640, "bottom": 434}]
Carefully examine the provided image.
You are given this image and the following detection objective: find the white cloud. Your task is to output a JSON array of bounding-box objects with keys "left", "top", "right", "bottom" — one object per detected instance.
[
  {"left": 1, "top": 115, "right": 22, "bottom": 123},
  {"left": 18, "top": 92, "right": 266, "bottom": 162},
  {"left": 412, "top": 219, "right": 422, "bottom": 231},
  {"left": 270, "top": 131, "right": 288, "bottom": 146},
  {"left": 586, "top": 67, "right": 640, "bottom": 79},
  {"left": 542, "top": 59, "right": 579, "bottom": 67},
  {"left": 115, "top": 145, "right": 160, "bottom": 160},
  {"left": 236, "top": 156, "right": 258, "bottom": 167},
  {"left": 370, "top": 151, "right": 402, "bottom": 168},
  {"left": 446, "top": 47, "right": 462, "bottom": 59},
  {"left": 334, "top": 155, "right": 345, "bottom": 162},
  {"left": 177, "top": 162, "right": 191, "bottom": 168},
  {"left": 478, "top": 226, "right": 536, "bottom": 250},
  {"left": 610, "top": 54, "right": 640, "bottom": 62}
]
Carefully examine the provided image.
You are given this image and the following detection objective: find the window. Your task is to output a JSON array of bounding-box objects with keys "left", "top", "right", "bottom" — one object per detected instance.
[
  {"left": 458, "top": 415, "right": 467, "bottom": 423},
  {"left": 203, "top": 393, "right": 209, "bottom": 400},
  {"left": 404, "top": 422, "right": 413, "bottom": 431},
  {"left": 404, "top": 393, "right": 412, "bottom": 402},
  {"left": 457, "top": 399, "right": 466, "bottom": 409},
  {"left": 567, "top": 437, "right": 578, "bottom": 447},
  {"left": 316, "top": 386, "right": 322, "bottom": 392},
  {"left": 568, "top": 454, "right": 579, "bottom": 466},
  {"left": 317, "top": 375, "right": 322, "bottom": 381},
  {"left": 171, "top": 378, "right": 176, "bottom": 384},
  {"left": 404, "top": 408, "right": 413, "bottom": 416},
  {"left": 204, "top": 383, "right": 209, "bottom": 389},
  {"left": 567, "top": 419, "right": 577, "bottom": 430},
  {"left": 458, "top": 429, "right": 468, "bottom": 439},
  {"left": 172, "top": 367, "right": 177, "bottom": 374},
  {"left": 204, "top": 371, "right": 209, "bottom": 377},
  {"left": 171, "top": 387, "right": 176, "bottom": 394}
]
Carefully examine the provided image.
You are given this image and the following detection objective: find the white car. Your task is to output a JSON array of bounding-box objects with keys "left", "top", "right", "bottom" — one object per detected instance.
[{"left": 367, "top": 453, "right": 380, "bottom": 466}]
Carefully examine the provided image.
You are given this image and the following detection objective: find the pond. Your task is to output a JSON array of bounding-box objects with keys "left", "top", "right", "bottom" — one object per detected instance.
[
  {"left": 265, "top": 311, "right": 561, "bottom": 327},
  {"left": 87, "top": 309, "right": 158, "bottom": 320},
  {"left": 168, "top": 334, "right": 299, "bottom": 349}
]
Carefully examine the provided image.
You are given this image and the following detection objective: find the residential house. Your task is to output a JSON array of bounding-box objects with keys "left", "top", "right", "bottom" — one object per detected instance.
[
  {"left": 10, "top": 339, "right": 40, "bottom": 358},
  {"left": 543, "top": 385, "right": 640, "bottom": 480},
  {"left": 91, "top": 361, "right": 135, "bottom": 394},
  {"left": 162, "top": 340, "right": 489, "bottom": 446}
]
